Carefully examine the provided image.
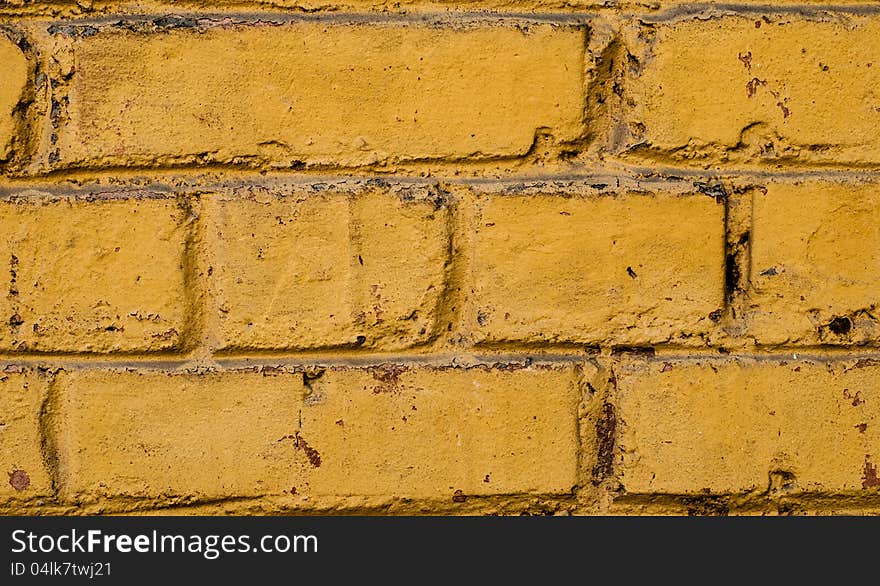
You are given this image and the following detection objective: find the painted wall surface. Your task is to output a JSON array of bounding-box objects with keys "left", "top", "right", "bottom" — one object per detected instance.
[{"left": 1, "top": 3, "right": 879, "bottom": 515}]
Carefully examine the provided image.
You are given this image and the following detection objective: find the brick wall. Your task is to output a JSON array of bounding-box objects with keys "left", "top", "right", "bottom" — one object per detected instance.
[{"left": 1, "top": 4, "right": 879, "bottom": 515}]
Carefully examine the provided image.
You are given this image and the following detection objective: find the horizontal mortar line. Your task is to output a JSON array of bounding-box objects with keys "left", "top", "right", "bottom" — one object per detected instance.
[
  {"left": 15, "top": 153, "right": 553, "bottom": 181},
  {"left": 213, "top": 348, "right": 595, "bottom": 364},
  {"left": 4, "top": 166, "right": 880, "bottom": 194},
  {"left": 640, "top": 2, "right": 880, "bottom": 21},
  {"left": 4, "top": 155, "right": 655, "bottom": 184},
  {"left": 0, "top": 172, "right": 657, "bottom": 194},
  {"left": 615, "top": 346, "right": 880, "bottom": 360},
  {"left": 606, "top": 162, "right": 880, "bottom": 181},
  {"left": 0, "top": 351, "right": 592, "bottom": 370},
  {"left": 599, "top": 344, "right": 880, "bottom": 359},
  {"left": 224, "top": 344, "right": 880, "bottom": 359},
  {"left": 55, "top": 494, "right": 263, "bottom": 513},
  {"left": 0, "top": 185, "right": 178, "bottom": 199},
  {"left": 604, "top": 345, "right": 880, "bottom": 364},
  {"left": 612, "top": 492, "right": 880, "bottom": 508},
  {"left": 609, "top": 162, "right": 880, "bottom": 182},
  {"left": 4, "top": 4, "right": 880, "bottom": 24},
  {"left": 59, "top": 492, "right": 581, "bottom": 516},
  {"left": 19, "top": 489, "right": 880, "bottom": 514},
  {"left": 9, "top": 10, "right": 600, "bottom": 26},
  {"left": 4, "top": 346, "right": 880, "bottom": 369},
  {"left": 0, "top": 173, "right": 674, "bottom": 194}
]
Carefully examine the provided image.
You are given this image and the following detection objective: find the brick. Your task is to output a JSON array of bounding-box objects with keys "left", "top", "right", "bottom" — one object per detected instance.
[
  {"left": 0, "top": 0, "right": 866, "bottom": 18},
  {"left": 622, "top": 16, "right": 880, "bottom": 166},
  {"left": 56, "top": 365, "right": 580, "bottom": 503},
  {"left": 616, "top": 358, "right": 880, "bottom": 494},
  {"left": 747, "top": 181, "right": 880, "bottom": 345},
  {"left": 206, "top": 189, "right": 448, "bottom": 350},
  {"left": 465, "top": 190, "right": 725, "bottom": 345},
  {"left": 53, "top": 23, "right": 586, "bottom": 169},
  {"left": 0, "top": 196, "right": 187, "bottom": 352},
  {"left": 0, "top": 34, "right": 27, "bottom": 165},
  {"left": 0, "top": 369, "right": 52, "bottom": 501}
]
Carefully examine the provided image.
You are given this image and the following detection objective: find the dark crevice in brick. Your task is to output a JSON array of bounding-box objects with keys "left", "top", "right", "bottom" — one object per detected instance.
[
  {"left": 301, "top": 368, "right": 325, "bottom": 393},
  {"left": 610, "top": 346, "right": 655, "bottom": 357},
  {"left": 591, "top": 369, "right": 618, "bottom": 486},
  {"left": 681, "top": 495, "right": 731, "bottom": 516},
  {"left": 694, "top": 181, "right": 727, "bottom": 204},
  {"left": 722, "top": 185, "right": 752, "bottom": 316}
]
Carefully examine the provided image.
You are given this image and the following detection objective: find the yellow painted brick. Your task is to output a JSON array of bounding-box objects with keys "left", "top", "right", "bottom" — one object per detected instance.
[
  {"left": 465, "top": 191, "right": 724, "bottom": 345},
  {"left": 0, "top": 196, "right": 187, "bottom": 352},
  {"left": 624, "top": 16, "right": 880, "bottom": 166},
  {"left": 1, "top": 0, "right": 871, "bottom": 17},
  {"left": 56, "top": 365, "right": 580, "bottom": 503},
  {"left": 0, "top": 369, "right": 52, "bottom": 502},
  {"left": 0, "top": 35, "right": 27, "bottom": 164},
  {"left": 207, "top": 189, "right": 448, "bottom": 350},
  {"left": 748, "top": 181, "right": 880, "bottom": 345},
  {"left": 616, "top": 359, "right": 880, "bottom": 494},
  {"left": 55, "top": 23, "right": 586, "bottom": 169}
]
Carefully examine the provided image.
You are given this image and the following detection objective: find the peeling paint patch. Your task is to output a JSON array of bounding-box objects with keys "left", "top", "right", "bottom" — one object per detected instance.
[
  {"left": 863, "top": 456, "right": 880, "bottom": 489},
  {"left": 295, "top": 432, "right": 322, "bottom": 468},
  {"left": 8, "top": 469, "right": 29, "bottom": 491}
]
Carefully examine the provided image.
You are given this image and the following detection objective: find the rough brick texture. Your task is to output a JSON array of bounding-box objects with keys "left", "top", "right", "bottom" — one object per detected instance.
[
  {"left": 747, "top": 181, "right": 880, "bottom": 345},
  {"left": 616, "top": 358, "right": 880, "bottom": 495},
  {"left": 0, "top": 35, "right": 27, "bottom": 165},
  {"left": 464, "top": 188, "right": 724, "bottom": 345},
  {"left": 204, "top": 188, "right": 449, "bottom": 351},
  {"left": 52, "top": 23, "right": 586, "bottom": 170},
  {"left": 56, "top": 365, "right": 579, "bottom": 506},
  {"left": 0, "top": 369, "right": 52, "bottom": 502},
  {"left": 0, "top": 195, "right": 188, "bottom": 352},
  {"left": 619, "top": 16, "right": 880, "bottom": 167},
  {"left": 1, "top": 7, "right": 879, "bottom": 516}
]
